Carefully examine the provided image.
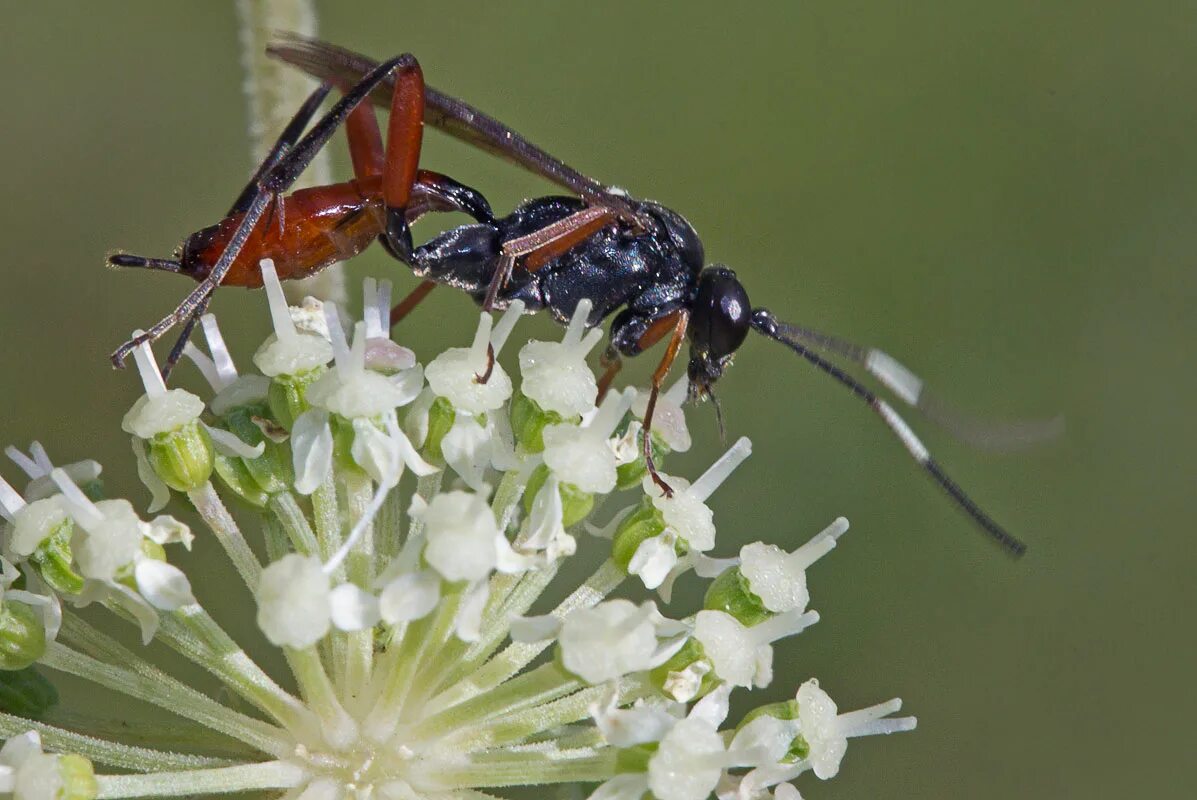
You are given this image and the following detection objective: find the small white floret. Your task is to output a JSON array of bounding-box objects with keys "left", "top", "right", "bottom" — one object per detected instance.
[
  {"left": 739, "top": 518, "right": 848, "bottom": 614},
  {"left": 419, "top": 491, "right": 503, "bottom": 582},
  {"left": 256, "top": 554, "right": 331, "bottom": 649},
  {"left": 557, "top": 600, "right": 661, "bottom": 684},
  {"left": 518, "top": 299, "right": 604, "bottom": 417},
  {"left": 795, "top": 678, "right": 917, "bottom": 780},
  {"left": 648, "top": 717, "right": 726, "bottom": 800},
  {"left": 694, "top": 609, "right": 819, "bottom": 688}
]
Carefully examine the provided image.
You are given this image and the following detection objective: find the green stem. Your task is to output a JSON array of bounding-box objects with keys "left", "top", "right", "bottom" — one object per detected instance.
[
  {"left": 0, "top": 712, "right": 237, "bottom": 772},
  {"left": 449, "top": 677, "right": 648, "bottom": 752},
  {"left": 95, "top": 760, "right": 304, "bottom": 798},
  {"left": 341, "top": 470, "right": 376, "bottom": 701},
  {"left": 47, "top": 623, "right": 287, "bottom": 756},
  {"left": 430, "top": 559, "right": 623, "bottom": 710},
  {"left": 311, "top": 474, "right": 344, "bottom": 677},
  {"left": 363, "top": 584, "right": 460, "bottom": 742},
  {"left": 285, "top": 646, "right": 357, "bottom": 750},
  {"left": 415, "top": 749, "right": 615, "bottom": 789},
  {"left": 188, "top": 483, "right": 261, "bottom": 590},
  {"left": 410, "top": 662, "right": 579, "bottom": 742},
  {"left": 268, "top": 492, "right": 319, "bottom": 555},
  {"left": 157, "top": 606, "right": 310, "bottom": 732}
]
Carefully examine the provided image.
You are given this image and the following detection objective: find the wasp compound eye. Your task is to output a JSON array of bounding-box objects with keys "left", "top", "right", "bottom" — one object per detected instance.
[{"left": 691, "top": 266, "right": 751, "bottom": 361}]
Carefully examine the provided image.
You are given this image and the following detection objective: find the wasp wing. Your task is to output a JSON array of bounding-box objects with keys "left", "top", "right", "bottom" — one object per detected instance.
[{"left": 267, "top": 34, "right": 637, "bottom": 216}]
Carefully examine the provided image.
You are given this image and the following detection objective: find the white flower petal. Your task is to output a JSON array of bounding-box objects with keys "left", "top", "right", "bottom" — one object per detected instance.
[
  {"left": 329, "top": 583, "right": 381, "bottom": 631},
  {"left": 203, "top": 424, "right": 266, "bottom": 459},
  {"left": 350, "top": 417, "right": 401, "bottom": 487},
  {"left": 9, "top": 497, "right": 68, "bottom": 559},
  {"left": 291, "top": 409, "right": 334, "bottom": 495},
  {"left": 628, "top": 533, "right": 678, "bottom": 590},
  {"left": 422, "top": 491, "right": 501, "bottom": 582},
  {"left": 145, "top": 515, "right": 193, "bottom": 548},
  {"left": 648, "top": 717, "right": 725, "bottom": 800},
  {"left": 453, "top": 580, "right": 490, "bottom": 642},
  {"left": 441, "top": 414, "right": 492, "bottom": 491},
  {"left": 130, "top": 438, "right": 171, "bottom": 514},
  {"left": 378, "top": 571, "right": 441, "bottom": 624},
  {"left": 134, "top": 559, "right": 196, "bottom": 610},
  {"left": 256, "top": 554, "right": 331, "bottom": 649},
  {"left": 425, "top": 348, "right": 512, "bottom": 415},
  {"left": 121, "top": 389, "right": 205, "bottom": 439},
  {"left": 508, "top": 614, "right": 561, "bottom": 643}
]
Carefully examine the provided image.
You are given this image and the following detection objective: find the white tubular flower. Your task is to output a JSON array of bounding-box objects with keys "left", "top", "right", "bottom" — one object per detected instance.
[
  {"left": 632, "top": 376, "right": 692, "bottom": 453},
  {"left": 256, "top": 554, "right": 330, "bottom": 649},
  {"left": 795, "top": 679, "right": 916, "bottom": 780},
  {"left": 740, "top": 518, "right": 849, "bottom": 614},
  {"left": 630, "top": 437, "right": 752, "bottom": 591},
  {"left": 557, "top": 599, "right": 685, "bottom": 684},
  {"left": 519, "top": 298, "right": 605, "bottom": 416},
  {"left": 542, "top": 388, "right": 635, "bottom": 493},
  {"left": 252, "top": 260, "right": 334, "bottom": 378},
  {"left": 694, "top": 608, "right": 820, "bottom": 688}
]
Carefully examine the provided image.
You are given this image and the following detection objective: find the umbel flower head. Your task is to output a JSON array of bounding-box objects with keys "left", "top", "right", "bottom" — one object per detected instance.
[{"left": 0, "top": 262, "right": 914, "bottom": 800}]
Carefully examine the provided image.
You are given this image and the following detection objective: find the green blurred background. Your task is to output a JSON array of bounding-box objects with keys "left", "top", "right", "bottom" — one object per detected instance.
[{"left": 2, "top": 2, "right": 1194, "bottom": 797}]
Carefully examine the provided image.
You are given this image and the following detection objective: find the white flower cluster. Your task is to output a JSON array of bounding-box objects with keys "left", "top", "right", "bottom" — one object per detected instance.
[{"left": 0, "top": 262, "right": 914, "bottom": 800}]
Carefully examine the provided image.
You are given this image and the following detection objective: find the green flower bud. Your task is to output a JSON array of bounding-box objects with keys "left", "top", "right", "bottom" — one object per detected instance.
[
  {"left": 146, "top": 420, "right": 214, "bottom": 492},
  {"left": 0, "top": 667, "right": 58, "bottom": 718},
  {"left": 267, "top": 367, "right": 326, "bottom": 431},
  {"left": 58, "top": 754, "right": 99, "bottom": 800},
  {"left": 703, "top": 567, "right": 772, "bottom": 627},
  {"left": 220, "top": 404, "right": 293, "bottom": 495},
  {"left": 736, "top": 700, "right": 807, "bottom": 762},
  {"left": 0, "top": 600, "right": 46, "bottom": 670},
  {"left": 614, "top": 741, "right": 658, "bottom": 774},
  {"left": 212, "top": 454, "right": 270, "bottom": 508},
  {"left": 29, "top": 523, "right": 84, "bottom": 596},
  {"left": 611, "top": 497, "right": 667, "bottom": 572},
  {"left": 423, "top": 396, "right": 456, "bottom": 462},
  {"left": 523, "top": 465, "right": 595, "bottom": 528},
  {"left": 648, "top": 638, "right": 719, "bottom": 701},
  {"left": 614, "top": 423, "right": 670, "bottom": 491},
  {"left": 511, "top": 392, "right": 575, "bottom": 453}
]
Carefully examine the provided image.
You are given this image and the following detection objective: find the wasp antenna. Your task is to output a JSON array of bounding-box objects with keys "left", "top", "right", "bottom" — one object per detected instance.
[
  {"left": 750, "top": 307, "right": 1027, "bottom": 557},
  {"left": 107, "top": 252, "right": 182, "bottom": 273},
  {"left": 746, "top": 313, "right": 1062, "bottom": 452}
]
